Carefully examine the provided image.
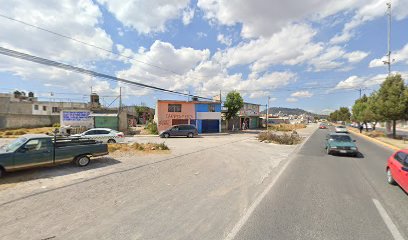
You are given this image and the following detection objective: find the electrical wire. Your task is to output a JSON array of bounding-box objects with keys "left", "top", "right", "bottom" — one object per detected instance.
[{"left": 0, "top": 46, "right": 214, "bottom": 101}]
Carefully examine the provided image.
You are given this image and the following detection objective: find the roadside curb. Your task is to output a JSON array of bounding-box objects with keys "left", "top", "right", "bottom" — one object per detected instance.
[{"left": 347, "top": 128, "right": 400, "bottom": 151}]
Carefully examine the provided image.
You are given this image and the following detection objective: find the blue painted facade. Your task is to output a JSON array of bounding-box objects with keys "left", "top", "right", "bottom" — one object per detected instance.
[
  {"left": 194, "top": 103, "right": 222, "bottom": 133},
  {"left": 195, "top": 103, "right": 222, "bottom": 112}
]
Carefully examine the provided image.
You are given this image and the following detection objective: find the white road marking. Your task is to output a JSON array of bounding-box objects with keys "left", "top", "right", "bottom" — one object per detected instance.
[
  {"left": 372, "top": 198, "right": 405, "bottom": 240},
  {"left": 223, "top": 130, "right": 316, "bottom": 240}
]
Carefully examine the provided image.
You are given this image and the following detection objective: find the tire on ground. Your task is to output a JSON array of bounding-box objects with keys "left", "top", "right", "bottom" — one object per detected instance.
[
  {"left": 75, "top": 155, "right": 91, "bottom": 167},
  {"left": 387, "top": 168, "right": 397, "bottom": 185},
  {"left": 0, "top": 167, "right": 5, "bottom": 178},
  {"left": 107, "top": 139, "right": 116, "bottom": 143}
]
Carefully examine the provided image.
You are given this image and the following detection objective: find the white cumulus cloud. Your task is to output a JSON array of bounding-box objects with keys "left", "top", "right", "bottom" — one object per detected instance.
[
  {"left": 286, "top": 97, "right": 298, "bottom": 103},
  {"left": 291, "top": 91, "right": 313, "bottom": 98},
  {"left": 98, "top": 0, "right": 190, "bottom": 34}
]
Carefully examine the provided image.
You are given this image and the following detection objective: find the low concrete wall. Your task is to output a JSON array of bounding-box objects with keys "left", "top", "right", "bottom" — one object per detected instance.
[{"left": 0, "top": 114, "right": 60, "bottom": 129}]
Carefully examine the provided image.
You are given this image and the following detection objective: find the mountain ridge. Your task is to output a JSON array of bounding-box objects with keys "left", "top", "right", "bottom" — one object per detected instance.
[{"left": 261, "top": 107, "right": 326, "bottom": 117}]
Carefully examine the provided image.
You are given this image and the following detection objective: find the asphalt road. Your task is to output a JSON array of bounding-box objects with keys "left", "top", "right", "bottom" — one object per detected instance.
[
  {"left": 233, "top": 126, "right": 408, "bottom": 240},
  {"left": 0, "top": 131, "right": 313, "bottom": 240}
]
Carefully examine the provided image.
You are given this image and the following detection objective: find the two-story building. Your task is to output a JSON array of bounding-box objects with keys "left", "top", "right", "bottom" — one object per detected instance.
[
  {"left": 0, "top": 91, "right": 88, "bottom": 129},
  {"left": 238, "top": 102, "right": 261, "bottom": 129},
  {"left": 155, "top": 100, "right": 221, "bottom": 133}
]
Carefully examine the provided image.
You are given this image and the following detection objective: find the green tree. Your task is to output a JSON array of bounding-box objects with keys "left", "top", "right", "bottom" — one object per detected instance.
[
  {"left": 367, "top": 91, "right": 383, "bottom": 130},
  {"left": 352, "top": 95, "right": 372, "bottom": 131},
  {"left": 377, "top": 74, "right": 408, "bottom": 138},
  {"left": 224, "top": 91, "right": 244, "bottom": 129},
  {"left": 329, "top": 111, "right": 338, "bottom": 122},
  {"left": 337, "top": 107, "right": 351, "bottom": 122},
  {"left": 329, "top": 107, "right": 351, "bottom": 123}
]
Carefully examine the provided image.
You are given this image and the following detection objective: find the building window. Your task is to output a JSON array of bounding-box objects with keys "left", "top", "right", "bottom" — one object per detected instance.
[
  {"left": 168, "top": 104, "right": 182, "bottom": 112},
  {"left": 208, "top": 104, "right": 215, "bottom": 112},
  {"left": 43, "top": 106, "right": 47, "bottom": 111},
  {"left": 52, "top": 107, "right": 60, "bottom": 113},
  {"left": 34, "top": 105, "right": 39, "bottom": 110}
]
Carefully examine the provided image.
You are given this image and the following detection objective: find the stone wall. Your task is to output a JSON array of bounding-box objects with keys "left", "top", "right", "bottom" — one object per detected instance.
[
  {"left": 0, "top": 97, "right": 33, "bottom": 115},
  {"left": 0, "top": 114, "right": 60, "bottom": 129}
]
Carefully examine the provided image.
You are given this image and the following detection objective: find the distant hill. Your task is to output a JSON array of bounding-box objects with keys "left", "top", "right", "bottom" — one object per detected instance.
[{"left": 261, "top": 107, "right": 326, "bottom": 118}]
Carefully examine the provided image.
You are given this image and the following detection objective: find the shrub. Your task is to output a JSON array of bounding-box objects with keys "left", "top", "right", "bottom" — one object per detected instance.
[
  {"left": 268, "top": 124, "right": 306, "bottom": 132},
  {"left": 258, "top": 131, "right": 302, "bottom": 145},
  {"left": 156, "top": 142, "right": 169, "bottom": 150},
  {"left": 4, "top": 131, "right": 13, "bottom": 136},
  {"left": 108, "top": 142, "right": 169, "bottom": 153},
  {"left": 52, "top": 123, "right": 61, "bottom": 128},
  {"left": 13, "top": 130, "right": 27, "bottom": 135},
  {"left": 107, "top": 144, "right": 122, "bottom": 153},
  {"left": 145, "top": 122, "right": 158, "bottom": 135},
  {"left": 365, "top": 130, "right": 385, "bottom": 138}
]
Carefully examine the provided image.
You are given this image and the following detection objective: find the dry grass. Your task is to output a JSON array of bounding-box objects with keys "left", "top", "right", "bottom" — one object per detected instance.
[
  {"left": 0, "top": 127, "right": 55, "bottom": 138},
  {"left": 258, "top": 131, "right": 303, "bottom": 145},
  {"left": 108, "top": 142, "right": 170, "bottom": 153},
  {"left": 365, "top": 130, "right": 386, "bottom": 138},
  {"left": 268, "top": 124, "right": 306, "bottom": 132}
]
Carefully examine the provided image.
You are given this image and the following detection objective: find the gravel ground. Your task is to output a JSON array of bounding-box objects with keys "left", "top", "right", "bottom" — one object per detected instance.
[{"left": 0, "top": 124, "right": 316, "bottom": 240}]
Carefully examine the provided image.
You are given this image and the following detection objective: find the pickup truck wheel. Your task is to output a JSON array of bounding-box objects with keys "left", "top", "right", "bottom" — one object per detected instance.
[
  {"left": 107, "top": 139, "right": 116, "bottom": 143},
  {"left": 75, "top": 155, "right": 90, "bottom": 167},
  {"left": 387, "top": 168, "right": 397, "bottom": 185}
]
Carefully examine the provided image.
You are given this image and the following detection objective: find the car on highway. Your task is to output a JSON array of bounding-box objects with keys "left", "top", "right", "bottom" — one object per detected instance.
[
  {"left": 325, "top": 133, "right": 358, "bottom": 157},
  {"left": 0, "top": 134, "right": 109, "bottom": 177},
  {"left": 335, "top": 125, "right": 348, "bottom": 133},
  {"left": 159, "top": 124, "right": 198, "bottom": 138},
  {"left": 319, "top": 123, "right": 328, "bottom": 129},
  {"left": 386, "top": 150, "right": 408, "bottom": 192},
  {"left": 72, "top": 128, "right": 125, "bottom": 143}
]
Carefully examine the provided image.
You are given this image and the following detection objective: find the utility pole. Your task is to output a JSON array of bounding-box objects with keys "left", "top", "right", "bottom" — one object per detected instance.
[
  {"left": 266, "top": 96, "right": 270, "bottom": 131},
  {"left": 384, "top": 1, "right": 392, "bottom": 75},
  {"left": 119, "top": 87, "right": 122, "bottom": 113},
  {"left": 219, "top": 89, "right": 222, "bottom": 103}
]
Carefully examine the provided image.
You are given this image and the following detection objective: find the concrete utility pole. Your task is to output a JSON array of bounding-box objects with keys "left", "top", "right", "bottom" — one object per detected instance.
[
  {"left": 119, "top": 87, "right": 122, "bottom": 112},
  {"left": 384, "top": 1, "right": 392, "bottom": 76},
  {"left": 266, "top": 96, "right": 270, "bottom": 131},
  {"left": 219, "top": 89, "right": 222, "bottom": 103},
  {"left": 358, "top": 88, "right": 362, "bottom": 99}
]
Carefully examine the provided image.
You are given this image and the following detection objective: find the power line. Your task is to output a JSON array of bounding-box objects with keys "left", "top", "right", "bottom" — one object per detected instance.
[
  {"left": 0, "top": 46, "right": 213, "bottom": 101},
  {"left": 0, "top": 13, "right": 190, "bottom": 77}
]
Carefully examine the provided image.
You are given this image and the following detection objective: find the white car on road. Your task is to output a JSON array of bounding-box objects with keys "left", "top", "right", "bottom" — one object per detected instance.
[
  {"left": 335, "top": 125, "right": 348, "bottom": 133},
  {"left": 72, "top": 128, "right": 125, "bottom": 143}
]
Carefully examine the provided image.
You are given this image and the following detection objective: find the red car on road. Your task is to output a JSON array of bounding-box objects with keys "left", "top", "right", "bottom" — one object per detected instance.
[
  {"left": 319, "top": 123, "right": 327, "bottom": 129},
  {"left": 386, "top": 149, "right": 408, "bottom": 192}
]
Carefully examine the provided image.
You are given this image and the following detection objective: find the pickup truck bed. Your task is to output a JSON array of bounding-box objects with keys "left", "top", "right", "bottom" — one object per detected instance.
[{"left": 0, "top": 134, "right": 109, "bottom": 176}]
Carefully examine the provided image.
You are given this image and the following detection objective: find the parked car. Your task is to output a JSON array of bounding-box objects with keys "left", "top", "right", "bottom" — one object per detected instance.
[
  {"left": 72, "top": 128, "right": 125, "bottom": 143},
  {"left": 335, "top": 125, "right": 348, "bottom": 133},
  {"left": 159, "top": 124, "right": 198, "bottom": 138},
  {"left": 386, "top": 150, "right": 408, "bottom": 192},
  {"left": 325, "top": 133, "right": 358, "bottom": 157},
  {"left": 319, "top": 123, "right": 328, "bottom": 129},
  {"left": 0, "top": 134, "right": 109, "bottom": 177}
]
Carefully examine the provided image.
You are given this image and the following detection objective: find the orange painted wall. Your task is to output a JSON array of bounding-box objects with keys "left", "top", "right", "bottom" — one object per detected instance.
[{"left": 156, "top": 101, "right": 195, "bottom": 132}]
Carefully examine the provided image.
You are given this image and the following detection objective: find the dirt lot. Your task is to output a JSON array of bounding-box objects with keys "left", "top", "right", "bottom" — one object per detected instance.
[{"left": 0, "top": 125, "right": 316, "bottom": 240}]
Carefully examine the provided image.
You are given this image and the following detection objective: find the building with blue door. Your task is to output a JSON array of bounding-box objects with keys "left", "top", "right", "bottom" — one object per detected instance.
[
  {"left": 154, "top": 100, "right": 221, "bottom": 134},
  {"left": 195, "top": 102, "right": 222, "bottom": 133}
]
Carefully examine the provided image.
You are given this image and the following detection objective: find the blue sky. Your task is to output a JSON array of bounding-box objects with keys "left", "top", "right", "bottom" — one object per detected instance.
[{"left": 0, "top": 0, "right": 408, "bottom": 114}]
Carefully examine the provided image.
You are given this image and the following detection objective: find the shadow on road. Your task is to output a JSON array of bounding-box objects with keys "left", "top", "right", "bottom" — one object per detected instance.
[
  {"left": 0, "top": 157, "right": 121, "bottom": 186},
  {"left": 329, "top": 152, "right": 365, "bottom": 158}
]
